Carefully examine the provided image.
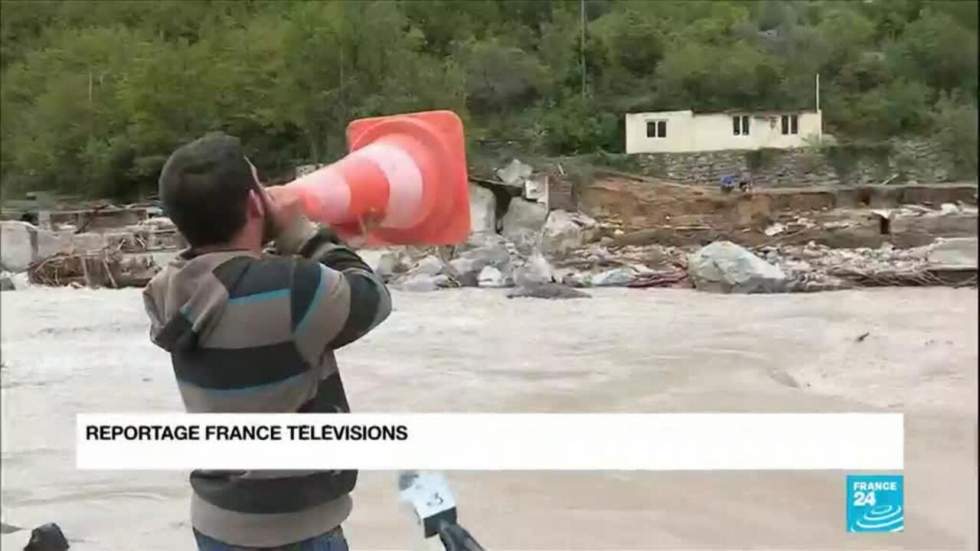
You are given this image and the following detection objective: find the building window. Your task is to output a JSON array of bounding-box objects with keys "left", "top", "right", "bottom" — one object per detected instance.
[
  {"left": 646, "top": 120, "right": 667, "bottom": 138},
  {"left": 781, "top": 114, "right": 799, "bottom": 135},
  {"left": 733, "top": 115, "right": 750, "bottom": 136}
]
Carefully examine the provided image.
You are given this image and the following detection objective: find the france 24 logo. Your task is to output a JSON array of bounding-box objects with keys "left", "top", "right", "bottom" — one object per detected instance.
[{"left": 846, "top": 475, "right": 904, "bottom": 533}]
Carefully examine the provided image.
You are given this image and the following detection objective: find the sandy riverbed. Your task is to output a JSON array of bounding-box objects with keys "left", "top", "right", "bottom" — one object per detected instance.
[{"left": 1, "top": 286, "right": 977, "bottom": 550}]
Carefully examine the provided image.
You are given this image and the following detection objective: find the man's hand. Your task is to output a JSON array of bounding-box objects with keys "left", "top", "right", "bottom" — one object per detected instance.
[
  {"left": 264, "top": 185, "right": 306, "bottom": 238},
  {"left": 346, "top": 210, "right": 384, "bottom": 248},
  {"left": 264, "top": 184, "right": 384, "bottom": 248}
]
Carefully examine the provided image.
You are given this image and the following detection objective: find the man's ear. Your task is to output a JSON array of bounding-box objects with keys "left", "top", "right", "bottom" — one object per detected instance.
[{"left": 247, "top": 189, "right": 266, "bottom": 220}]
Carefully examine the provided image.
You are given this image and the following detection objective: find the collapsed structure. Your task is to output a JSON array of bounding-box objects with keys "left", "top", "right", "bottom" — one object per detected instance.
[{"left": 1, "top": 204, "right": 183, "bottom": 290}]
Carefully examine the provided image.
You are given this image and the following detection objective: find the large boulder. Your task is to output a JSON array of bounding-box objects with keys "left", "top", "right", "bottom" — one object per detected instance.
[
  {"left": 540, "top": 210, "right": 598, "bottom": 256},
  {"left": 469, "top": 183, "right": 497, "bottom": 234},
  {"left": 927, "top": 237, "right": 977, "bottom": 269},
  {"left": 0, "top": 221, "right": 34, "bottom": 272},
  {"left": 501, "top": 199, "right": 548, "bottom": 250},
  {"left": 688, "top": 241, "right": 788, "bottom": 293}
]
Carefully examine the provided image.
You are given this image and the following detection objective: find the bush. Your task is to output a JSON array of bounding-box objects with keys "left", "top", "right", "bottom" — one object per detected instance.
[
  {"left": 932, "top": 95, "right": 978, "bottom": 179},
  {"left": 536, "top": 96, "right": 618, "bottom": 155}
]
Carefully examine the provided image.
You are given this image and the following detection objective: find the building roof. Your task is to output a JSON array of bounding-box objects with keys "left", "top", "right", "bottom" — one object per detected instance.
[
  {"left": 711, "top": 109, "right": 819, "bottom": 116},
  {"left": 627, "top": 109, "right": 819, "bottom": 117}
]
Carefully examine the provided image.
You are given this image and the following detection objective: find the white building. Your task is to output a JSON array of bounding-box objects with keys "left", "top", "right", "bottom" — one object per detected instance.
[{"left": 625, "top": 109, "right": 822, "bottom": 154}]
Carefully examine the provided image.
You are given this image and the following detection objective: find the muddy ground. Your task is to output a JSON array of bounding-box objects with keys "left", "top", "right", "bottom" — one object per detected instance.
[
  {"left": 1, "top": 287, "right": 977, "bottom": 550},
  {"left": 578, "top": 177, "right": 978, "bottom": 250}
]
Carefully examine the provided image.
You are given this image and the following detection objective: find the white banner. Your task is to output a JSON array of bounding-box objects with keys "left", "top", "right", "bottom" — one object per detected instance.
[{"left": 76, "top": 413, "right": 904, "bottom": 470}]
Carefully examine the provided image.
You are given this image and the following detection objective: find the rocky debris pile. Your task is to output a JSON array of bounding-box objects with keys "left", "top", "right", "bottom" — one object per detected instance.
[
  {"left": 379, "top": 182, "right": 887, "bottom": 294},
  {"left": 452, "top": 236, "right": 516, "bottom": 287},
  {"left": 889, "top": 202, "right": 978, "bottom": 219},
  {"left": 679, "top": 237, "right": 977, "bottom": 294},
  {"left": 550, "top": 242, "right": 690, "bottom": 289},
  {"left": 760, "top": 241, "right": 927, "bottom": 274},
  {"left": 396, "top": 254, "right": 456, "bottom": 292},
  {"left": 494, "top": 158, "right": 550, "bottom": 202},
  {"left": 763, "top": 201, "right": 978, "bottom": 235},
  {"left": 380, "top": 206, "right": 690, "bottom": 295},
  {"left": 756, "top": 237, "right": 978, "bottom": 291},
  {"left": 481, "top": 157, "right": 573, "bottom": 252}
]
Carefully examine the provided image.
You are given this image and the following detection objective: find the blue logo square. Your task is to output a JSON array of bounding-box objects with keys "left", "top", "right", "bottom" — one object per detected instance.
[{"left": 847, "top": 475, "right": 904, "bottom": 532}]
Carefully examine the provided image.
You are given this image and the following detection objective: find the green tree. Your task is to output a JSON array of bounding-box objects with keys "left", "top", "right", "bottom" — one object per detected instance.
[
  {"left": 886, "top": 9, "right": 978, "bottom": 95},
  {"left": 454, "top": 38, "right": 551, "bottom": 114},
  {"left": 932, "top": 93, "right": 978, "bottom": 178}
]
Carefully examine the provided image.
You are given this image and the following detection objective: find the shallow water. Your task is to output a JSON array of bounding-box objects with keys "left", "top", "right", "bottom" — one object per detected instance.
[{"left": 2, "top": 287, "right": 977, "bottom": 550}]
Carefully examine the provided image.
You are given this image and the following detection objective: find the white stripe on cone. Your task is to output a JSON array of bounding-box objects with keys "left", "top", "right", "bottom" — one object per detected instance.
[{"left": 349, "top": 143, "right": 424, "bottom": 229}]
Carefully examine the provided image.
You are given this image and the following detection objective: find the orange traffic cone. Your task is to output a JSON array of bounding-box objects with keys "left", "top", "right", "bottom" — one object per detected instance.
[{"left": 286, "top": 110, "right": 470, "bottom": 246}]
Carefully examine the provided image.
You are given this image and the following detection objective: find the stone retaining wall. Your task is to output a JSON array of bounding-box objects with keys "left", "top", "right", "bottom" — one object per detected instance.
[{"left": 633, "top": 139, "right": 960, "bottom": 187}]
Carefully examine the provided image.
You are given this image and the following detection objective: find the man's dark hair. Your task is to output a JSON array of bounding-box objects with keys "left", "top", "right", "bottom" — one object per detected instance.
[{"left": 158, "top": 133, "right": 257, "bottom": 247}]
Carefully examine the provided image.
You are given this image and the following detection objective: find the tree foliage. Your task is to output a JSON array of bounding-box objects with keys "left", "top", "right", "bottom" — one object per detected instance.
[{"left": 0, "top": 0, "right": 976, "bottom": 198}]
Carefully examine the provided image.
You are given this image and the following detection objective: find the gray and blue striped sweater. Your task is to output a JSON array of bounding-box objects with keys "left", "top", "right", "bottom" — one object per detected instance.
[{"left": 142, "top": 219, "right": 391, "bottom": 547}]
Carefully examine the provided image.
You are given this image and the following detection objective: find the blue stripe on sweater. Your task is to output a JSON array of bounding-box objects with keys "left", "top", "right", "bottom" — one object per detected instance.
[
  {"left": 227, "top": 288, "right": 290, "bottom": 305},
  {"left": 294, "top": 265, "right": 326, "bottom": 335}
]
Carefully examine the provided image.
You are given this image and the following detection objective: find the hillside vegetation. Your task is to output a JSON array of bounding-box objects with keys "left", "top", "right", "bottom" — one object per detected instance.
[{"left": 0, "top": 0, "right": 976, "bottom": 199}]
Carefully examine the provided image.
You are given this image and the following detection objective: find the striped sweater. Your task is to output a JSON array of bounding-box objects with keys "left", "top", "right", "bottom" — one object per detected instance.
[{"left": 142, "top": 219, "right": 391, "bottom": 547}]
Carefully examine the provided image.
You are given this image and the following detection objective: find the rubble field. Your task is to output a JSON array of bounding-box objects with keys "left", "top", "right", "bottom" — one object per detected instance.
[
  {"left": 367, "top": 175, "right": 976, "bottom": 296},
  {"left": 2, "top": 173, "right": 976, "bottom": 296}
]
